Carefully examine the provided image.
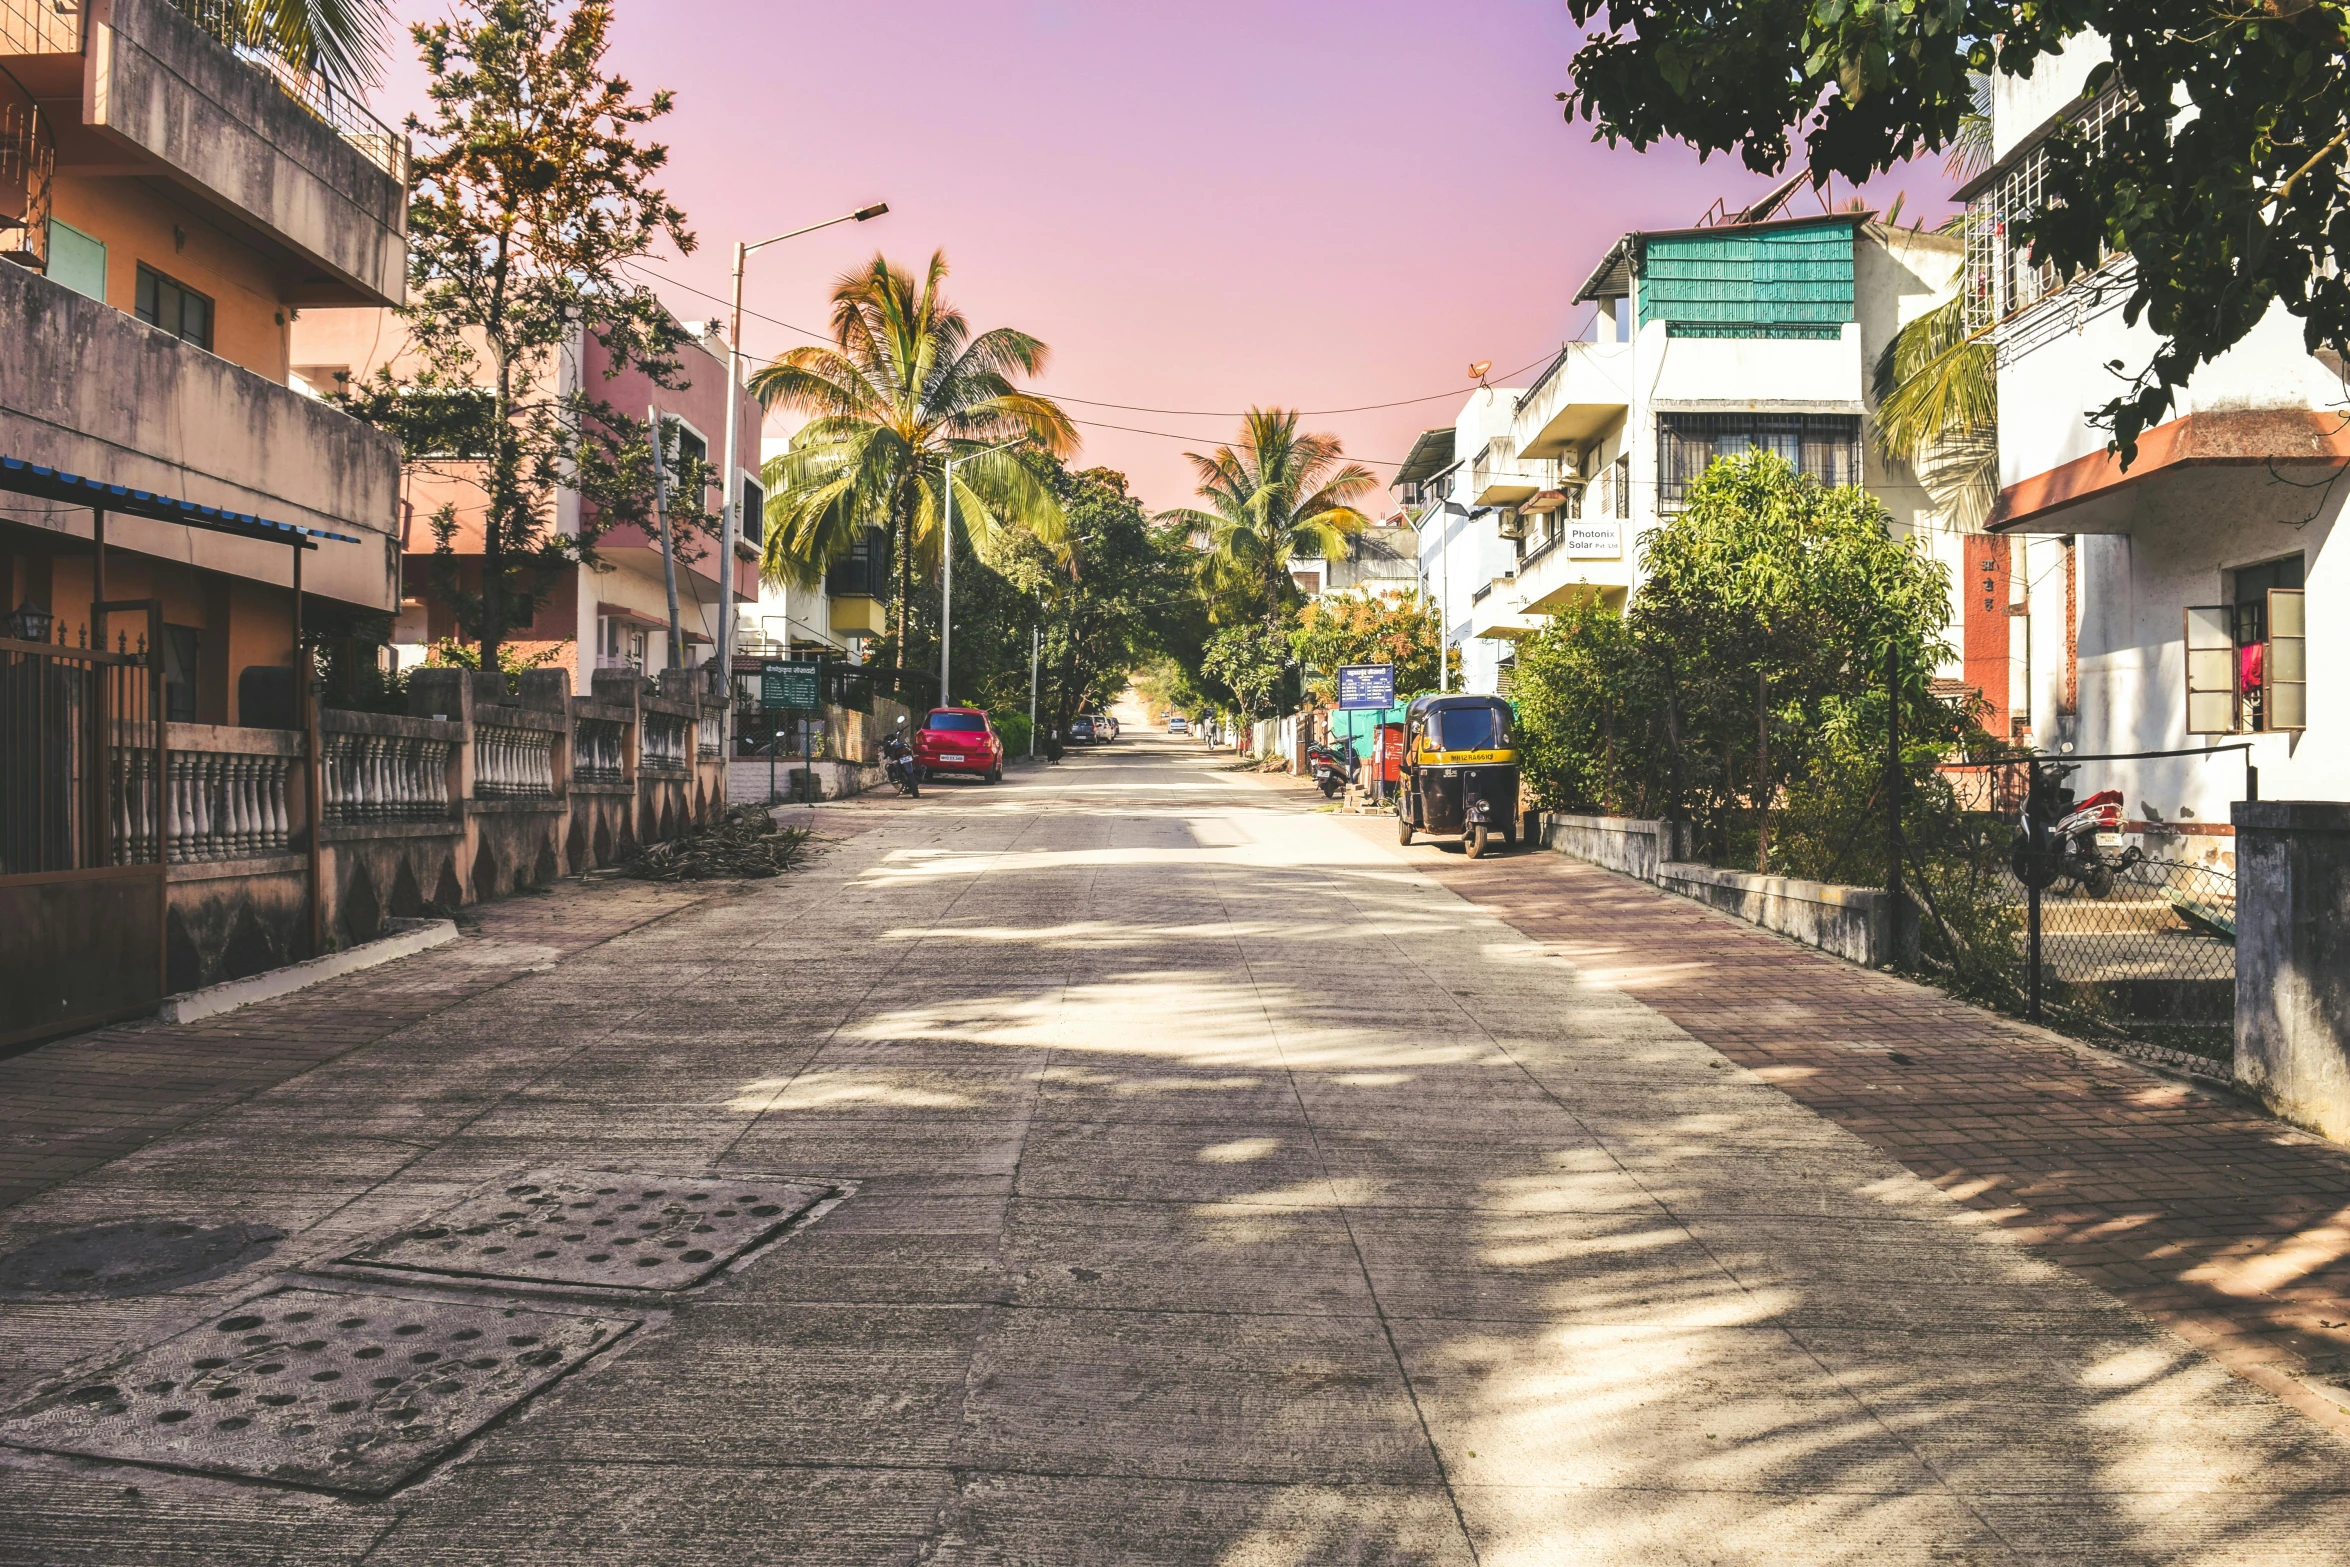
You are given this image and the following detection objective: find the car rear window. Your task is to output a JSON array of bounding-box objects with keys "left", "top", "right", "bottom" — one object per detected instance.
[{"left": 926, "top": 712, "right": 986, "bottom": 732}]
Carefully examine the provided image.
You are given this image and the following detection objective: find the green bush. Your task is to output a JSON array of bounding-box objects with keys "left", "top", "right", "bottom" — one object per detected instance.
[{"left": 991, "top": 709, "right": 1032, "bottom": 759}]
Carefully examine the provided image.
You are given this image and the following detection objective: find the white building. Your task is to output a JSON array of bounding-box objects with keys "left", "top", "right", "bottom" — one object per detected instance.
[
  {"left": 1402, "top": 209, "right": 1969, "bottom": 695},
  {"left": 1966, "top": 40, "right": 2345, "bottom": 856}
]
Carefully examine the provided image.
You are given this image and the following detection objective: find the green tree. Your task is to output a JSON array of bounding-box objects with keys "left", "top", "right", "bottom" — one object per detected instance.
[
  {"left": 751, "top": 252, "right": 1077, "bottom": 670},
  {"left": 1874, "top": 293, "right": 1998, "bottom": 529},
  {"left": 1289, "top": 588, "right": 1449, "bottom": 702},
  {"left": 1512, "top": 452, "right": 1970, "bottom": 874},
  {"left": 350, "top": 0, "right": 699, "bottom": 672},
  {"left": 1160, "top": 408, "right": 1377, "bottom": 632},
  {"left": 1557, "top": 0, "right": 2350, "bottom": 460},
  {"left": 1200, "top": 623, "right": 1295, "bottom": 720}
]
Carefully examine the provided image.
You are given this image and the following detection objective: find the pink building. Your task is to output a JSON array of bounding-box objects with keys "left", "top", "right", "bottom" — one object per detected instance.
[{"left": 288, "top": 310, "right": 764, "bottom": 691}]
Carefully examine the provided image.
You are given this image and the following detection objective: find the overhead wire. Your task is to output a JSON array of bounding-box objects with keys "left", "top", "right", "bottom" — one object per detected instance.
[{"left": 617, "top": 257, "right": 1559, "bottom": 434}]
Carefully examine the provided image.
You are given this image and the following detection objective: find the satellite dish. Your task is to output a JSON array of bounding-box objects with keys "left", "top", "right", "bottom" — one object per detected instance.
[{"left": 1467, "top": 361, "right": 1492, "bottom": 381}]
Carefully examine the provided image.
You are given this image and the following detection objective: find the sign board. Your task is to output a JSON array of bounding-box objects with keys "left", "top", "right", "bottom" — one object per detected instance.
[
  {"left": 760, "top": 660, "right": 819, "bottom": 711},
  {"left": 1336, "top": 664, "right": 1397, "bottom": 710},
  {"left": 1566, "top": 521, "right": 1623, "bottom": 560}
]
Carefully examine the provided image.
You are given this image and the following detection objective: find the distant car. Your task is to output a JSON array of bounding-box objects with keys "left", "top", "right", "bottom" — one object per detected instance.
[
  {"left": 1092, "top": 713, "right": 1118, "bottom": 741},
  {"left": 1167, "top": 715, "right": 1188, "bottom": 735},
  {"left": 911, "top": 707, "right": 1004, "bottom": 783},
  {"left": 1067, "top": 716, "right": 1096, "bottom": 744}
]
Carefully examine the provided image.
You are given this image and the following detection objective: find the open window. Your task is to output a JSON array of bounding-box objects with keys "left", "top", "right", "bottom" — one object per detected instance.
[
  {"left": 2268, "top": 587, "right": 2306, "bottom": 731},
  {"left": 2184, "top": 604, "right": 2235, "bottom": 734},
  {"left": 2185, "top": 557, "right": 2307, "bottom": 734}
]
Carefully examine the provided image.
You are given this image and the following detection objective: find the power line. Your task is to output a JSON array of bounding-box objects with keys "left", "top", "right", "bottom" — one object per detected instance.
[{"left": 619, "top": 257, "right": 1558, "bottom": 429}]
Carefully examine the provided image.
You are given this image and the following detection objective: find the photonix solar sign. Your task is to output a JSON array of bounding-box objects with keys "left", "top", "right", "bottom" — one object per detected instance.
[{"left": 1566, "top": 522, "right": 1622, "bottom": 560}]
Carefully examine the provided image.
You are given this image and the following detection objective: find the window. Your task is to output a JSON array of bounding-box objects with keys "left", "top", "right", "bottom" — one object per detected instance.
[
  {"left": 2186, "top": 556, "right": 2306, "bottom": 734},
  {"left": 47, "top": 220, "right": 105, "bottom": 302},
  {"left": 1432, "top": 705, "right": 1510, "bottom": 752},
  {"left": 1612, "top": 455, "right": 1630, "bottom": 520},
  {"left": 135, "top": 265, "right": 212, "bottom": 350},
  {"left": 162, "top": 625, "right": 200, "bottom": 722},
  {"left": 825, "top": 527, "right": 889, "bottom": 599},
  {"left": 1964, "top": 87, "right": 2130, "bottom": 330},
  {"left": 739, "top": 476, "right": 764, "bottom": 548},
  {"left": 925, "top": 711, "right": 986, "bottom": 732},
  {"left": 1656, "top": 413, "right": 1861, "bottom": 509}
]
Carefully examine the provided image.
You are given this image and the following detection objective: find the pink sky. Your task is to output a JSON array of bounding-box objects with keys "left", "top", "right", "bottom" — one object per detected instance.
[{"left": 377, "top": 1, "right": 1952, "bottom": 512}]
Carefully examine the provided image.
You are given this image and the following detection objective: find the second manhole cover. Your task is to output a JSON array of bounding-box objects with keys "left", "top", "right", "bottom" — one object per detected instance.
[
  {"left": 340, "top": 1168, "right": 829, "bottom": 1291},
  {"left": 0, "top": 1286, "right": 633, "bottom": 1495}
]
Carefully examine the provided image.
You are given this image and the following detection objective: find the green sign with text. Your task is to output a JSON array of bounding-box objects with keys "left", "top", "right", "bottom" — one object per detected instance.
[{"left": 760, "top": 660, "right": 819, "bottom": 710}]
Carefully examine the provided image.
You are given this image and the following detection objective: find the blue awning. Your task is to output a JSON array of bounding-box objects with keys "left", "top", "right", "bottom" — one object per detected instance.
[{"left": 0, "top": 455, "right": 361, "bottom": 549}]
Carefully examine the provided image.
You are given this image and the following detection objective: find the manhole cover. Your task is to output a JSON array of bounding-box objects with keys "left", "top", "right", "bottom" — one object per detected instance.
[
  {"left": 0, "top": 1287, "right": 634, "bottom": 1495},
  {"left": 0, "top": 1222, "right": 283, "bottom": 1299},
  {"left": 338, "top": 1169, "right": 829, "bottom": 1291}
]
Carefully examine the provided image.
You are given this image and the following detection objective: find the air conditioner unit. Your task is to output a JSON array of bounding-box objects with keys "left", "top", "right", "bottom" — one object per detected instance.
[{"left": 1496, "top": 508, "right": 1526, "bottom": 539}]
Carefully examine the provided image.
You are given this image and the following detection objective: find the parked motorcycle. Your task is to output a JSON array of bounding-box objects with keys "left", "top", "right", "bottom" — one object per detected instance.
[
  {"left": 880, "top": 720, "right": 921, "bottom": 798},
  {"left": 2010, "top": 763, "right": 2140, "bottom": 898},
  {"left": 1305, "top": 737, "right": 1357, "bottom": 799}
]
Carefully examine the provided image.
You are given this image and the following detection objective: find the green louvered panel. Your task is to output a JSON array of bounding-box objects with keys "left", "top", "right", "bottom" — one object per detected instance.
[{"left": 1639, "top": 219, "right": 1854, "bottom": 339}]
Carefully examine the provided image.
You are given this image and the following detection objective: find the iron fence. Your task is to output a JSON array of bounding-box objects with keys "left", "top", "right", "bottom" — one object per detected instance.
[{"left": 1, "top": 615, "right": 160, "bottom": 874}]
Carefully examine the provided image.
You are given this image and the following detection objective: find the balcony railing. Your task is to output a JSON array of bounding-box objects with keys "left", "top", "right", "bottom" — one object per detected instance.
[
  {"left": 0, "top": 0, "right": 80, "bottom": 54},
  {"left": 166, "top": 0, "right": 406, "bottom": 180},
  {"left": 640, "top": 714, "right": 689, "bottom": 776},
  {"left": 575, "top": 717, "right": 625, "bottom": 784},
  {"left": 167, "top": 745, "right": 295, "bottom": 862}
]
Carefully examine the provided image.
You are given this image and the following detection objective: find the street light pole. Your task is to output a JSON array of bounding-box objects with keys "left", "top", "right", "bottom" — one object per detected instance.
[
  {"left": 1028, "top": 620, "right": 1040, "bottom": 758},
  {"left": 714, "top": 202, "right": 887, "bottom": 728}
]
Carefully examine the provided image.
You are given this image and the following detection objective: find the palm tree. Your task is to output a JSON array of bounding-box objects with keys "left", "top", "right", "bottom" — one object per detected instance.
[
  {"left": 1161, "top": 408, "right": 1377, "bottom": 631},
  {"left": 1874, "top": 291, "right": 1998, "bottom": 527},
  {"left": 210, "top": 0, "right": 392, "bottom": 92},
  {"left": 751, "top": 251, "right": 1076, "bottom": 659}
]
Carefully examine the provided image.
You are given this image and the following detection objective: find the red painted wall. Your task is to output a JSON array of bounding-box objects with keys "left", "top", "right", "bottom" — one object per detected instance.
[{"left": 1962, "top": 534, "right": 2012, "bottom": 737}]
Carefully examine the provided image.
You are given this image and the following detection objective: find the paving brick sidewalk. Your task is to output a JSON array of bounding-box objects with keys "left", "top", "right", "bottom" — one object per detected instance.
[
  {"left": 0, "top": 878, "right": 712, "bottom": 1214},
  {"left": 1343, "top": 814, "right": 2350, "bottom": 1436}
]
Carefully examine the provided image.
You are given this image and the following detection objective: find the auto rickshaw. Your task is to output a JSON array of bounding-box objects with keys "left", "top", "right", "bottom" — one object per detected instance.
[{"left": 1395, "top": 693, "right": 1522, "bottom": 858}]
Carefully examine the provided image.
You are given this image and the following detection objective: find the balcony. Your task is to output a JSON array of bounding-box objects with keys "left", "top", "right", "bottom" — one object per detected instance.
[
  {"left": 1, "top": 259, "right": 400, "bottom": 609},
  {"left": 70, "top": 0, "right": 408, "bottom": 305},
  {"left": 1469, "top": 437, "right": 1546, "bottom": 508},
  {"left": 1512, "top": 341, "right": 1633, "bottom": 461}
]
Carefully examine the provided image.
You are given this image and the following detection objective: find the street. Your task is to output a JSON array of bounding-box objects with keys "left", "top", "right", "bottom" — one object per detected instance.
[{"left": 3, "top": 725, "right": 2348, "bottom": 1564}]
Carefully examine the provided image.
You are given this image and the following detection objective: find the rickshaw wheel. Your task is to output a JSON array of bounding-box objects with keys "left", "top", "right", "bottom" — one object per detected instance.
[
  {"left": 1397, "top": 810, "right": 1414, "bottom": 846},
  {"left": 1465, "top": 824, "right": 1490, "bottom": 859}
]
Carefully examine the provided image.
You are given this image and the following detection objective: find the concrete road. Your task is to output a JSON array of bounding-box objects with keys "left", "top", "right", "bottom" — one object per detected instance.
[{"left": 2, "top": 729, "right": 2347, "bottom": 1563}]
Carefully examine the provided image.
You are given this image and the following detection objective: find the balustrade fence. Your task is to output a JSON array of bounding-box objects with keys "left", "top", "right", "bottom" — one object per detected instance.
[
  {"left": 697, "top": 713, "right": 721, "bottom": 760},
  {"left": 321, "top": 731, "right": 455, "bottom": 825},
  {"left": 641, "top": 715, "right": 689, "bottom": 776},
  {"left": 166, "top": 749, "right": 293, "bottom": 862},
  {"left": 472, "top": 724, "right": 557, "bottom": 800},
  {"left": 575, "top": 718, "right": 625, "bottom": 784}
]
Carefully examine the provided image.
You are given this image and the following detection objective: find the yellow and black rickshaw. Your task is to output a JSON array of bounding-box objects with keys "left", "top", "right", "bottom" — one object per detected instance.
[{"left": 1396, "top": 693, "right": 1522, "bottom": 858}]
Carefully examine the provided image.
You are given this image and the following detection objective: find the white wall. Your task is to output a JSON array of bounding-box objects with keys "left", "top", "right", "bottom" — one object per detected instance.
[{"left": 1991, "top": 35, "right": 2111, "bottom": 160}]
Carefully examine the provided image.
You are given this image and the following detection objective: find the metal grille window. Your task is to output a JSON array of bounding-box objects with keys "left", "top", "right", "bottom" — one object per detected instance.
[
  {"left": 1964, "top": 87, "right": 2129, "bottom": 330},
  {"left": 1657, "top": 413, "right": 1861, "bottom": 508},
  {"left": 1612, "top": 456, "right": 1630, "bottom": 519},
  {"left": 134, "top": 265, "right": 212, "bottom": 351}
]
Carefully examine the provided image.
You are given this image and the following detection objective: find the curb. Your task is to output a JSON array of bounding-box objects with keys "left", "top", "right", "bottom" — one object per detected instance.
[{"left": 156, "top": 918, "right": 462, "bottom": 1025}]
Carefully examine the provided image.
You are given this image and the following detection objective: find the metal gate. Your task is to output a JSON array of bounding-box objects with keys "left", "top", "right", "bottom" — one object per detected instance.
[{"left": 0, "top": 600, "right": 165, "bottom": 1047}]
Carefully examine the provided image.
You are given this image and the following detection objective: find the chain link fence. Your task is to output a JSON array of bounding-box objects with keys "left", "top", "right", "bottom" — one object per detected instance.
[{"left": 1908, "top": 752, "right": 2242, "bottom": 1065}]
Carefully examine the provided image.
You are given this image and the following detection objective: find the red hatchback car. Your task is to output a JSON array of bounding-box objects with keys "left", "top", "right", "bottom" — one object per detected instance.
[{"left": 912, "top": 707, "right": 1004, "bottom": 784}]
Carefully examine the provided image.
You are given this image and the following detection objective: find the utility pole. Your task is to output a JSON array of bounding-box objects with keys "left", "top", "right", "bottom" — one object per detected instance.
[
  {"left": 649, "top": 404, "right": 683, "bottom": 673},
  {"left": 938, "top": 436, "right": 1026, "bottom": 708},
  {"left": 1028, "top": 620, "right": 1040, "bottom": 758}
]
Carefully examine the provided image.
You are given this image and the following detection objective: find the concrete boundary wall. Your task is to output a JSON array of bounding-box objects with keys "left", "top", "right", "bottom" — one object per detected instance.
[{"left": 1539, "top": 812, "right": 1890, "bottom": 966}]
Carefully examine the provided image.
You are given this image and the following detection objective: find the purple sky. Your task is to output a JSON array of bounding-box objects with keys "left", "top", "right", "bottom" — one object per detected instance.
[{"left": 378, "top": 1, "right": 1950, "bottom": 511}]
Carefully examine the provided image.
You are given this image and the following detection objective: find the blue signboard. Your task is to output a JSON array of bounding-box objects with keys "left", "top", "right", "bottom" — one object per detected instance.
[{"left": 1336, "top": 664, "right": 1396, "bottom": 710}]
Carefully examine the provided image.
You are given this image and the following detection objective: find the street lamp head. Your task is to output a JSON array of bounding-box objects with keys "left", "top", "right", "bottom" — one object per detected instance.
[{"left": 854, "top": 203, "right": 889, "bottom": 222}]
